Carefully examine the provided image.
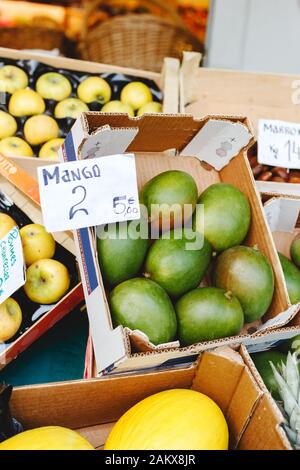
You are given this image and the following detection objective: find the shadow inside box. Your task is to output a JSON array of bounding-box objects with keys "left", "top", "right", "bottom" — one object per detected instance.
[{"left": 0, "top": 303, "right": 89, "bottom": 387}]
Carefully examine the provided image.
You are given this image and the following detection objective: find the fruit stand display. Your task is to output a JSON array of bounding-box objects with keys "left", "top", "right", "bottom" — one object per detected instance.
[
  {"left": 0, "top": 47, "right": 178, "bottom": 176},
  {"left": 0, "top": 346, "right": 293, "bottom": 450},
  {"left": 179, "top": 52, "right": 300, "bottom": 195}
]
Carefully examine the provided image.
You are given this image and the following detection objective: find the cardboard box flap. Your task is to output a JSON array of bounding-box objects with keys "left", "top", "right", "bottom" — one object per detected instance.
[
  {"left": 10, "top": 366, "right": 196, "bottom": 430},
  {"left": 78, "top": 113, "right": 253, "bottom": 155},
  {"left": 80, "top": 126, "right": 139, "bottom": 160},
  {"left": 191, "top": 348, "right": 262, "bottom": 448}
]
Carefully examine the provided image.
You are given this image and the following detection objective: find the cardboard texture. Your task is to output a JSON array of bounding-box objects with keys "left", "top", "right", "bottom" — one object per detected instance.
[
  {"left": 8, "top": 346, "right": 290, "bottom": 450},
  {"left": 0, "top": 47, "right": 179, "bottom": 180},
  {"left": 180, "top": 51, "right": 300, "bottom": 195},
  {"left": 0, "top": 155, "right": 84, "bottom": 368},
  {"left": 240, "top": 345, "right": 292, "bottom": 451},
  {"left": 59, "top": 112, "right": 298, "bottom": 376}
]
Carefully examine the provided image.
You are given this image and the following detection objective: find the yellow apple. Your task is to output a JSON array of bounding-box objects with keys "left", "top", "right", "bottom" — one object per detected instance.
[
  {"left": 0, "top": 111, "right": 17, "bottom": 139},
  {"left": 77, "top": 76, "right": 111, "bottom": 104},
  {"left": 137, "top": 101, "right": 162, "bottom": 116},
  {"left": 54, "top": 98, "right": 89, "bottom": 119},
  {"left": 39, "top": 138, "right": 64, "bottom": 160},
  {"left": 20, "top": 223, "right": 56, "bottom": 266},
  {"left": 0, "top": 297, "right": 22, "bottom": 342},
  {"left": 0, "top": 65, "right": 28, "bottom": 94},
  {"left": 0, "top": 136, "right": 33, "bottom": 158},
  {"left": 24, "top": 259, "right": 70, "bottom": 304},
  {"left": 101, "top": 100, "right": 135, "bottom": 116},
  {"left": 24, "top": 115, "right": 59, "bottom": 146},
  {"left": 9, "top": 89, "right": 45, "bottom": 117},
  {"left": 120, "top": 82, "right": 152, "bottom": 111},
  {"left": 36, "top": 72, "right": 72, "bottom": 101},
  {"left": 0, "top": 213, "right": 17, "bottom": 239}
]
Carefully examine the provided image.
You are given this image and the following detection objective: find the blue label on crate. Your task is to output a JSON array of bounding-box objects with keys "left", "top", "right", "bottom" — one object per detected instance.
[
  {"left": 64, "top": 131, "right": 77, "bottom": 162},
  {"left": 79, "top": 227, "right": 98, "bottom": 295}
]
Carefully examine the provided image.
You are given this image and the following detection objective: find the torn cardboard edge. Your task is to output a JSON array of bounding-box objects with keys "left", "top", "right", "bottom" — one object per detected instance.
[{"left": 179, "top": 51, "right": 202, "bottom": 111}]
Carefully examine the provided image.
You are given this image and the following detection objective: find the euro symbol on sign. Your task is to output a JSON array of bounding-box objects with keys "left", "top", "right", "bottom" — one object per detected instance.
[{"left": 128, "top": 197, "right": 135, "bottom": 205}]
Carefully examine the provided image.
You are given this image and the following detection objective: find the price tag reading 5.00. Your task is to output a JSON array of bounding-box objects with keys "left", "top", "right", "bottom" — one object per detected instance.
[
  {"left": 38, "top": 154, "right": 140, "bottom": 233},
  {"left": 258, "top": 119, "right": 300, "bottom": 169},
  {"left": 113, "top": 195, "right": 139, "bottom": 217}
]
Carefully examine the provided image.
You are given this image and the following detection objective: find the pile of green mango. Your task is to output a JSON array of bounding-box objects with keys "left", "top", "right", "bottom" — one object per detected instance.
[{"left": 97, "top": 170, "right": 276, "bottom": 347}]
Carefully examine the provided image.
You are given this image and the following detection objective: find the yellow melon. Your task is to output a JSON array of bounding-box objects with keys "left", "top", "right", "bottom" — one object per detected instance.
[
  {"left": 0, "top": 426, "right": 94, "bottom": 450},
  {"left": 105, "top": 389, "right": 229, "bottom": 450}
]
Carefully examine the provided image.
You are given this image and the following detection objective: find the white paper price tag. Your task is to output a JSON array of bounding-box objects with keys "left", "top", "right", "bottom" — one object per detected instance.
[
  {"left": 258, "top": 119, "right": 300, "bottom": 169},
  {"left": 180, "top": 119, "right": 252, "bottom": 170},
  {"left": 38, "top": 154, "right": 140, "bottom": 232},
  {"left": 0, "top": 227, "right": 26, "bottom": 304}
]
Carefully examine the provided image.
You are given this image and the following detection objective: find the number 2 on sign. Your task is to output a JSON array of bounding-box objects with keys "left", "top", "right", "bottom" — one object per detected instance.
[
  {"left": 69, "top": 185, "right": 89, "bottom": 220},
  {"left": 285, "top": 139, "right": 300, "bottom": 163}
]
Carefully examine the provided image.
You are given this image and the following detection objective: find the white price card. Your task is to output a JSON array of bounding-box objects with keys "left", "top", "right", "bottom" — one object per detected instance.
[
  {"left": 38, "top": 154, "right": 140, "bottom": 233},
  {"left": 258, "top": 119, "right": 300, "bottom": 169},
  {"left": 180, "top": 119, "right": 252, "bottom": 171},
  {"left": 0, "top": 227, "right": 26, "bottom": 304}
]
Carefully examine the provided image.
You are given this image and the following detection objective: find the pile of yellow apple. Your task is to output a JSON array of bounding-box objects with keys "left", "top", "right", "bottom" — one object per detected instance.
[
  {"left": 0, "top": 63, "right": 162, "bottom": 161},
  {"left": 0, "top": 213, "right": 70, "bottom": 344}
]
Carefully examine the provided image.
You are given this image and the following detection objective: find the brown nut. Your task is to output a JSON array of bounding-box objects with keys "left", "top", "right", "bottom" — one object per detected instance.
[
  {"left": 272, "top": 167, "right": 289, "bottom": 180},
  {"left": 258, "top": 171, "right": 272, "bottom": 181},
  {"left": 289, "top": 170, "right": 300, "bottom": 178},
  {"left": 248, "top": 155, "right": 258, "bottom": 168},
  {"left": 289, "top": 176, "right": 300, "bottom": 184},
  {"left": 252, "top": 164, "right": 263, "bottom": 176},
  {"left": 271, "top": 176, "right": 286, "bottom": 182}
]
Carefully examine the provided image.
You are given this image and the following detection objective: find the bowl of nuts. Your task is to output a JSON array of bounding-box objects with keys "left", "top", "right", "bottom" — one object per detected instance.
[{"left": 248, "top": 145, "right": 300, "bottom": 195}]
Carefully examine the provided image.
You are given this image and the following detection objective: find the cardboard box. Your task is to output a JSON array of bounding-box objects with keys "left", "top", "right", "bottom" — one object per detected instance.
[
  {"left": 0, "top": 46, "right": 179, "bottom": 179},
  {"left": 180, "top": 51, "right": 300, "bottom": 195},
  {"left": 0, "top": 154, "right": 84, "bottom": 368},
  {"left": 8, "top": 346, "right": 291, "bottom": 450},
  {"left": 59, "top": 112, "right": 300, "bottom": 376}
]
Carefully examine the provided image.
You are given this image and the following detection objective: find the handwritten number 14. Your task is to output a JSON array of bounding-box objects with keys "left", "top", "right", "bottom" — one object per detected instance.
[{"left": 284, "top": 140, "right": 300, "bottom": 162}]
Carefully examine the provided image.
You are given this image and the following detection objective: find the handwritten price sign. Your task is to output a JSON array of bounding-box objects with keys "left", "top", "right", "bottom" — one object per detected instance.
[
  {"left": 258, "top": 119, "right": 300, "bottom": 169},
  {"left": 0, "top": 227, "right": 25, "bottom": 303},
  {"left": 37, "top": 154, "right": 140, "bottom": 232}
]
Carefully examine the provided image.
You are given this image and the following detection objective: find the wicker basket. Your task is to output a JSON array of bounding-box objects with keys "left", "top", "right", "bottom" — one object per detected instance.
[
  {"left": 0, "top": 26, "right": 65, "bottom": 52},
  {"left": 79, "top": 0, "right": 203, "bottom": 72}
]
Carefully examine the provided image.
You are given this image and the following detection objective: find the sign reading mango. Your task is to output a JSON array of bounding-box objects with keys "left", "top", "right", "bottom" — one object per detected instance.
[{"left": 37, "top": 154, "right": 140, "bottom": 232}]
